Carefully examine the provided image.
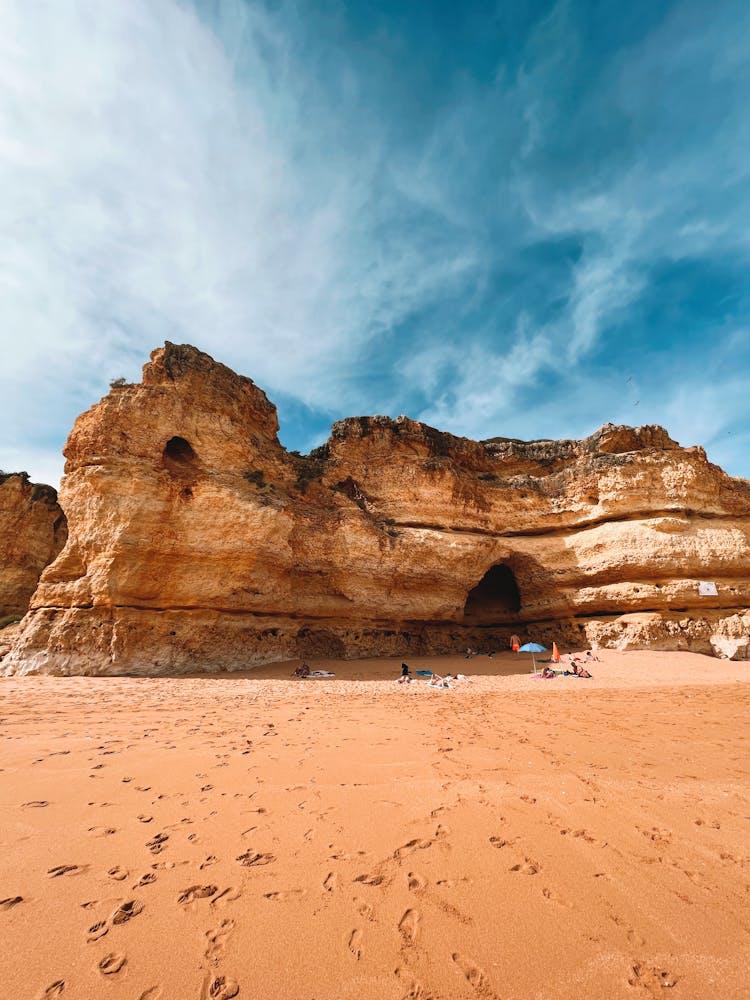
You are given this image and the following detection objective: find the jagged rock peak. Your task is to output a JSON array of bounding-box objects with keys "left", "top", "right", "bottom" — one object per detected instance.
[{"left": 0, "top": 471, "right": 60, "bottom": 506}]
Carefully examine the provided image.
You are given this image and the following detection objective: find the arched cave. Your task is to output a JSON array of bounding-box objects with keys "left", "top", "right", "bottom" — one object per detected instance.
[
  {"left": 463, "top": 563, "right": 521, "bottom": 624},
  {"left": 163, "top": 436, "right": 196, "bottom": 464}
]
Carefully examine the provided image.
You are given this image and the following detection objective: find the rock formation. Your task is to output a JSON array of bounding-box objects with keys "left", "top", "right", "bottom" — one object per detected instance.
[
  {"left": 0, "top": 472, "right": 67, "bottom": 620},
  {"left": 4, "top": 343, "right": 750, "bottom": 675}
]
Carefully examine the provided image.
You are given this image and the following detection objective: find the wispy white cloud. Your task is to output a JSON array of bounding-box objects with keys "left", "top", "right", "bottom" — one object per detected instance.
[
  {"left": 0, "top": 0, "right": 476, "bottom": 483},
  {"left": 2, "top": 0, "right": 750, "bottom": 488}
]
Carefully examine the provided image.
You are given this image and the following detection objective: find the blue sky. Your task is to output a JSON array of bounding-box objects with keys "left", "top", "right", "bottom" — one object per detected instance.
[{"left": 2, "top": 0, "right": 750, "bottom": 486}]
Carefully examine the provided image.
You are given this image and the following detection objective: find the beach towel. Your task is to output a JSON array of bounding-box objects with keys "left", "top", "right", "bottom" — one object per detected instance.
[
  {"left": 308, "top": 670, "right": 335, "bottom": 678},
  {"left": 416, "top": 670, "right": 432, "bottom": 676}
]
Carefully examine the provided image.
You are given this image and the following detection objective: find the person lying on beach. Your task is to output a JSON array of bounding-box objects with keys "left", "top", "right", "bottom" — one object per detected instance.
[
  {"left": 572, "top": 663, "right": 592, "bottom": 678},
  {"left": 292, "top": 663, "right": 311, "bottom": 678},
  {"left": 429, "top": 673, "right": 452, "bottom": 688},
  {"left": 445, "top": 673, "right": 469, "bottom": 683}
]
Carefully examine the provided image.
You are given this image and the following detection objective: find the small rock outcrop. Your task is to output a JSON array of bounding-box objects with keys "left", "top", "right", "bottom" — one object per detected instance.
[
  {"left": 0, "top": 472, "right": 67, "bottom": 619},
  {"left": 4, "top": 343, "right": 750, "bottom": 675}
]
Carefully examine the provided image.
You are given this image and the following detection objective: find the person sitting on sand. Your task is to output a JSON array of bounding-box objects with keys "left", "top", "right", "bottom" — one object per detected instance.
[
  {"left": 292, "top": 663, "right": 311, "bottom": 678},
  {"left": 572, "top": 663, "right": 592, "bottom": 678},
  {"left": 465, "top": 647, "right": 474, "bottom": 659},
  {"left": 585, "top": 650, "right": 600, "bottom": 662},
  {"left": 398, "top": 662, "right": 413, "bottom": 684},
  {"left": 541, "top": 666, "right": 557, "bottom": 679}
]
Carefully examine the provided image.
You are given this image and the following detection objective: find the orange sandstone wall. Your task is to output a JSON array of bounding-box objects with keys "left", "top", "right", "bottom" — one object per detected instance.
[
  {"left": 5, "top": 343, "right": 750, "bottom": 675},
  {"left": 0, "top": 473, "right": 67, "bottom": 619}
]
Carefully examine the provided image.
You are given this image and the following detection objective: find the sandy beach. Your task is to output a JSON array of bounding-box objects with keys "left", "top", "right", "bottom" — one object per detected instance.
[{"left": 2, "top": 650, "right": 749, "bottom": 999}]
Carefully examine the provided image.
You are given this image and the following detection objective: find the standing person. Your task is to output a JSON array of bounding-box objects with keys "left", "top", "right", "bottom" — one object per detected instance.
[{"left": 510, "top": 634, "right": 521, "bottom": 653}]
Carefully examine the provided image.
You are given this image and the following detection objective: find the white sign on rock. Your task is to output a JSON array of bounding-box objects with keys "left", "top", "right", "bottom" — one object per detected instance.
[{"left": 698, "top": 581, "right": 718, "bottom": 597}]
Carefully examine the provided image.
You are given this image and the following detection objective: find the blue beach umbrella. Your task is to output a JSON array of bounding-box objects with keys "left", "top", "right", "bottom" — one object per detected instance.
[{"left": 519, "top": 642, "right": 547, "bottom": 672}]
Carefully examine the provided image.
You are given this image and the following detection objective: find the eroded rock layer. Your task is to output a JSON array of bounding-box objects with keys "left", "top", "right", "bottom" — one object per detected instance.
[
  {"left": 0, "top": 473, "right": 67, "bottom": 619},
  {"left": 5, "top": 343, "right": 750, "bottom": 675}
]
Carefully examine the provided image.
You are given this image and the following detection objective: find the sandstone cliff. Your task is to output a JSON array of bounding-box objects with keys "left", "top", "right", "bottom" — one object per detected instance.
[
  {"left": 0, "top": 472, "right": 67, "bottom": 619},
  {"left": 5, "top": 343, "right": 750, "bottom": 675}
]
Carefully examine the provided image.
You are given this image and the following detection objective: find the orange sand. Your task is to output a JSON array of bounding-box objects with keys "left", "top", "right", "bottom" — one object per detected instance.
[{"left": 2, "top": 650, "right": 749, "bottom": 999}]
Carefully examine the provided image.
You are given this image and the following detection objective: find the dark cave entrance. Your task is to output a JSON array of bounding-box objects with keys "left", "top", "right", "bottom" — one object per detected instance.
[
  {"left": 162, "top": 436, "right": 200, "bottom": 485},
  {"left": 463, "top": 564, "right": 521, "bottom": 624},
  {"left": 164, "top": 436, "right": 196, "bottom": 464}
]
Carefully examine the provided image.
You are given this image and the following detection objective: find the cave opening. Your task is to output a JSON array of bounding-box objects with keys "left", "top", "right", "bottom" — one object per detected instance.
[
  {"left": 463, "top": 564, "right": 521, "bottom": 624},
  {"left": 164, "top": 436, "right": 196, "bottom": 464}
]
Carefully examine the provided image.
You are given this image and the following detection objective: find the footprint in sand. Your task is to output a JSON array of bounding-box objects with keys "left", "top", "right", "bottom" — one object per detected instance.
[
  {"left": 137, "top": 989, "right": 163, "bottom": 1000},
  {"left": 134, "top": 873, "right": 157, "bottom": 888},
  {"left": 200, "top": 856, "right": 219, "bottom": 870},
  {"left": 489, "top": 836, "right": 509, "bottom": 849},
  {"left": 111, "top": 900, "right": 144, "bottom": 925},
  {"left": 573, "top": 828, "right": 598, "bottom": 845},
  {"left": 398, "top": 908, "right": 420, "bottom": 945},
  {"left": 236, "top": 850, "right": 275, "bottom": 868},
  {"left": 87, "top": 920, "right": 109, "bottom": 942},
  {"left": 395, "top": 966, "right": 425, "bottom": 999},
  {"left": 452, "top": 953, "right": 486, "bottom": 990},
  {"left": 147, "top": 833, "right": 169, "bottom": 854},
  {"left": 348, "top": 928, "right": 363, "bottom": 960},
  {"left": 205, "top": 918, "right": 236, "bottom": 961},
  {"left": 354, "top": 897, "right": 374, "bottom": 920},
  {"left": 48, "top": 865, "right": 87, "bottom": 878},
  {"left": 108, "top": 866, "right": 128, "bottom": 881},
  {"left": 393, "top": 839, "right": 432, "bottom": 860},
  {"left": 22, "top": 800, "right": 49, "bottom": 808},
  {"left": 353, "top": 872, "right": 385, "bottom": 887},
  {"left": 0, "top": 896, "right": 23, "bottom": 910},
  {"left": 178, "top": 885, "right": 218, "bottom": 905},
  {"left": 509, "top": 858, "right": 540, "bottom": 875},
  {"left": 37, "top": 982, "right": 65, "bottom": 998},
  {"left": 203, "top": 974, "right": 240, "bottom": 1000},
  {"left": 210, "top": 887, "right": 242, "bottom": 908},
  {"left": 138, "top": 815, "right": 153, "bottom": 824},
  {"left": 98, "top": 952, "right": 127, "bottom": 975},
  {"left": 322, "top": 872, "right": 337, "bottom": 893},
  {"left": 407, "top": 872, "right": 426, "bottom": 892}
]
